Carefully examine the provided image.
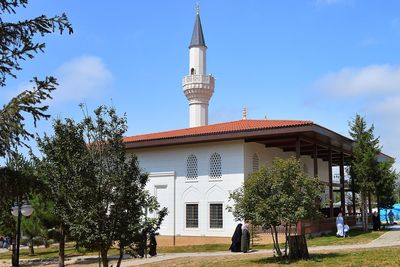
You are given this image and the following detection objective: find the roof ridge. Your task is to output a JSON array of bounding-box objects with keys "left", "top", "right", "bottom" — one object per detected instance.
[{"left": 123, "top": 119, "right": 314, "bottom": 143}]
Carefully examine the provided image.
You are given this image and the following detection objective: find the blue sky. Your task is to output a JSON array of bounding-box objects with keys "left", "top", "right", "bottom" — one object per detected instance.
[{"left": 2, "top": 0, "right": 400, "bottom": 168}]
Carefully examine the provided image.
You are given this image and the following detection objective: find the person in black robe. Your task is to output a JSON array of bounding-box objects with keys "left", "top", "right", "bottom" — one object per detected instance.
[
  {"left": 149, "top": 233, "right": 157, "bottom": 257},
  {"left": 229, "top": 223, "right": 242, "bottom": 252},
  {"left": 372, "top": 211, "right": 381, "bottom": 231}
]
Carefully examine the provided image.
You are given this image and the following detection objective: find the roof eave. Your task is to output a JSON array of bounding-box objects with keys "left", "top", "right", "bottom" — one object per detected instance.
[{"left": 125, "top": 124, "right": 314, "bottom": 149}]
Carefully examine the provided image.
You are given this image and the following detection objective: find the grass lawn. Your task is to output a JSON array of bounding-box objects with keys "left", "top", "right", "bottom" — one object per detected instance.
[
  {"left": 159, "top": 229, "right": 387, "bottom": 253},
  {"left": 0, "top": 228, "right": 387, "bottom": 262},
  {"left": 0, "top": 243, "right": 119, "bottom": 261},
  {"left": 142, "top": 247, "right": 400, "bottom": 267},
  {"left": 307, "top": 228, "right": 387, "bottom": 247}
]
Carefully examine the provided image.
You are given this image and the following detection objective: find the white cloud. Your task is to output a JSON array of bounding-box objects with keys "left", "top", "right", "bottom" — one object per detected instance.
[
  {"left": 315, "top": 64, "right": 400, "bottom": 97},
  {"left": 371, "top": 97, "right": 400, "bottom": 169},
  {"left": 52, "top": 55, "right": 113, "bottom": 103},
  {"left": 2, "top": 55, "right": 114, "bottom": 105},
  {"left": 316, "top": 64, "right": 400, "bottom": 170}
]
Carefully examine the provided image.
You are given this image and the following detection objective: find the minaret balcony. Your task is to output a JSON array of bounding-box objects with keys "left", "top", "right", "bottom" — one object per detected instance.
[
  {"left": 182, "top": 74, "right": 215, "bottom": 91},
  {"left": 183, "top": 75, "right": 215, "bottom": 103}
]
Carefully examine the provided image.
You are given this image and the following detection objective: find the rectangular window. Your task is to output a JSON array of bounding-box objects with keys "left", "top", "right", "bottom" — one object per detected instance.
[
  {"left": 186, "top": 204, "right": 198, "bottom": 228},
  {"left": 210, "top": 203, "right": 223, "bottom": 228}
]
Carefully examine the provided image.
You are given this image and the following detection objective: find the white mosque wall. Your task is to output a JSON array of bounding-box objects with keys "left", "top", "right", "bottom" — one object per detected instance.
[
  {"left": 130, "top": 140, "right": 245, "bottom": 238},
  {"left": 131, "top": 140, "right": 332, "bottom": 238}
]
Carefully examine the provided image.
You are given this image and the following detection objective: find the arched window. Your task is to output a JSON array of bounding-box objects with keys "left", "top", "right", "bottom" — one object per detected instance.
[
  {"left": 191, "top": 68, "right": 196, "bottom": 75},
  {"left": 252, "top": 153, "right": 259, "bottom": 172},
  {"left": 186, "top": 155, "right": 198, "bottom": 181},
  {"left": 209, "top": 153, "right": 222, "bottom": 180}
]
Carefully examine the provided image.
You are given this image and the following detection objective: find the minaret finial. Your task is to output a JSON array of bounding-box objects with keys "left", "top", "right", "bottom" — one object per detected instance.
[
  {"left": 243, "top": 107, "right": 247, "bottom": 120},
  {"left": 196, "top": 0, "right": 200, "bottom": 14}
]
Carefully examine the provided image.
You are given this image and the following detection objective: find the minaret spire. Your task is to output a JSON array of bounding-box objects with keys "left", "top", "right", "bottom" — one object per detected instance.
[
  {"left": 190, "top": 2, "right": 206, "bottom": 49},
  {"left": 183, "top": 4, "right": 215, "bottom": 128}
]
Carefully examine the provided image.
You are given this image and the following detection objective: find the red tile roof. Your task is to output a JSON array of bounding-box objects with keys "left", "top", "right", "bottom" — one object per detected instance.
[{"left": 123, "top": 120, "right": 313, "bottom": 143}]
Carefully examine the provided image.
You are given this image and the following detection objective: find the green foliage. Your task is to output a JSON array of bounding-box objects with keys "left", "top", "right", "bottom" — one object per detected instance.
[
  {"left": 73, "top": 105, "right": 167, "bottom": 267},
  {"left": 21, "top": 193, "right": 59, "bottom": 255},
  {"left": 374, "top": 160, "right": 398, "bottom": 210},
  {"left": 229, "top": 157, "right": 323, "bottom": 259},
  {"left": 37, "top": 118, "right": 92, "bottom": 266},
  {"left": 395, "top": 181, "right": 400, "bottom": 203},
  {"left": 0, "top": 0, "right": 73, "bottom": 86},
  {"left": 0, "top": 0, "right": 73, "bottom": 157},
  {"left": 349, "top": 114, "right": 381, "bottom": 195},
  {"left": 348, "top": 114, "right": 392, "bottom": 232},
  {"left": 0, "top": 155, "right": 39, "bottom": 237},
  {"left": 38, "top": 105, "right": 167, "bottom": 267}
]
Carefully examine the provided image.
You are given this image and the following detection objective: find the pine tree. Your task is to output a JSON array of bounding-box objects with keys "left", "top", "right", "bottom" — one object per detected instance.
[
  {"left": 0, "top": 0, "right": 73, "bottom": 157},
  {"left": 348, "top": 114, "right": 380, "bottom": 232}
]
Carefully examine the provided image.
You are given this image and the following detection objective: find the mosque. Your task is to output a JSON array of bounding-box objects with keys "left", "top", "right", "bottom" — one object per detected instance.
[{"left": 123, "top": 6, "right": 390, "bottom": 246}]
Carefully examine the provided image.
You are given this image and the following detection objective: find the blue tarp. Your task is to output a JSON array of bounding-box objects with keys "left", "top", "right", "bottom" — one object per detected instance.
[{"left": 380, "top": 203, "right": 400, "bottom": 222}]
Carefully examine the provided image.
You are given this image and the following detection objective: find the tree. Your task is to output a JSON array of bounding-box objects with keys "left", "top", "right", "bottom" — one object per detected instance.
[
  {"left": 374, "top": 160, "right": 398, "bottom": 223},
  {"left": 37, "top": 118, "right": 91, "bottom": 267},
  {"left": 395, "top": 181, "right": 400, "bottom": 204},
  {"left": 0, "top": 0, "right": 73, "bottom": 158},
  {"left": 348, "top": 115, "right": 381, "bottom": 232},
  {"left": 0, "top": 154, "right": 40, "bottom": 266},
  {"left": 46, "top": 105, "right": 167, "bottom": 267},
  {"left": 21, "top": 193, "right": 59, "bottom": 255},
  {"left": 229, "top": 157, "right": 323, "bottom": 260}
]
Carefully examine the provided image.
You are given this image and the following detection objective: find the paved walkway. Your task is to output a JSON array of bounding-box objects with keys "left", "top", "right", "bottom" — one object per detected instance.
[{"left": 2, "top": 226, "right": 400, "bottom": 266}]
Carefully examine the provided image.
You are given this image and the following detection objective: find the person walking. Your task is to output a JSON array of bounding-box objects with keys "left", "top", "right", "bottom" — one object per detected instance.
[
  {"left": 149, "top": 233, "right": 157, "bottom": 257},
  {"left": 388, "top": 210, "right": 395, "bottom": 225},
  {"left": 229, "top": 223, "right": 242, "bottom": 252},
  {"left": 336, "top": 212, "right": 345, "bottom": 237},
  {"left": 241, "top": 223, "right": 250, "bottom": 253}
]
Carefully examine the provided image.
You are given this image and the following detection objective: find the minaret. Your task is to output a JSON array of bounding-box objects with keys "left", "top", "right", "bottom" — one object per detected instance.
[{"left": 183, "top": 4, "right": 215, "bottom": 128}]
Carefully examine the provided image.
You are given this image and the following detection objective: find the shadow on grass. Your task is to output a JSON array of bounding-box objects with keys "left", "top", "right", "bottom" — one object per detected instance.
[{"left": 250, "top": 253, "right": 342, "bottom": 265}]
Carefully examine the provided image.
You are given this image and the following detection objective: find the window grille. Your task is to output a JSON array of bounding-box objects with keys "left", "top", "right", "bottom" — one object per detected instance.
[
  {"left": 210, "top": 203, "right": 223, "bottom": 228},
  {"left": 209, "top": 153, "right": 222, "bottom": 180},
  {"left": 186, "top": 155, "right": 198, "bottom": 181},
  {"left": 252, "top": 153, "right": 259, "bottom": 172},
  {"left": 186, "top": 204, "right": 199, "bottom": 228}
]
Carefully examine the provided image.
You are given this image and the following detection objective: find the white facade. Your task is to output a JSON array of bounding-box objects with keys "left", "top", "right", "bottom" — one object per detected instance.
[{"left": 130, "top": 141, "right": 331, "bottom": 238}]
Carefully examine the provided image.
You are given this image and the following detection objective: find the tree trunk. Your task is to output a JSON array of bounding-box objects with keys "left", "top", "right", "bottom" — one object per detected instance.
[
  {"left": 361, "top": 191, "right": 368, "bottom": 232},
  {"left": 377, "top": 194, "right": 380, "bottom": 215},
  {"left": 59, "top": 224, "right": 65, "bottom": 267},
  {"left": 101, "top": 247, "right": 109, "bottom": 267},
  {"left": 116, "top": 246, "right": 124, "bottom": 267},
  {"left": 272, "top": 226, "right": 282, "bottom": 258},
  {"left": 284, "top": 224, "right": 289, "bottom": 257},
  {"left": 28, "top": 238, "right": 35, "bottom": 255},
  {"left": 288, "top": 235, "right": 309, "bottom": 260}
]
